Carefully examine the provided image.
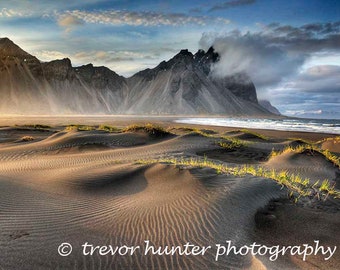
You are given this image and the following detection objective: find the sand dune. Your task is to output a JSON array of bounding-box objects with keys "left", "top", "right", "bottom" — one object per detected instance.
[
  {"left": 265, "top": 150, "right": 339, "bottom": 184},
  {"left": 0, "top": 121, "right": 339, "bottom": 269},
  {"left": 319, "top": 137, "right": 340, "bottom": 154}
]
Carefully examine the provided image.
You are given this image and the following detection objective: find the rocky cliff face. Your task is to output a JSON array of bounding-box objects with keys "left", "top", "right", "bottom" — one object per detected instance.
[
  {"left": 126, "top": 48, "right": 265, "bottom": 115},
  {"left": 192, "top": 47, "right": 258, "bottom": 103},
  {"left": 0, "top": 37, "right": 272, "bottom": 116},
  {"left": 0, "top": 38, "right": 48, "bottom": 113}
]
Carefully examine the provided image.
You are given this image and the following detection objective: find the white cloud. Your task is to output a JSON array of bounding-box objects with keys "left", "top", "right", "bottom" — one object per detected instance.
[
  {"left": 63, "top": 9, "right": 230, "bottom": 27},
  {"left": 35, "top": 50, "right": 70, "bottom": 61},
  {"left": 304, "top": 65, "right": 340, "bottom": 78},
  {"left": 281, "top": 65, "right": 340, "bottom": 93},
  {"left": 0, "top": 8, "right": 31, "bottom": 17},
  {"left": 201, "top": 31, "right": 305, "bottom": 90},
  {"left": 57, "top": 14, "right": 83, "bottom": 33},
  {"left": 73, "top": 50, "right": 158, "bottom": 63}
]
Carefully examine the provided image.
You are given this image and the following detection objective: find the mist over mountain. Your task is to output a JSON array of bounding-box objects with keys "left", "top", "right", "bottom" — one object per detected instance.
[
  {"left": 0, "top": 37, "right": 273, "bottom": 116},
  {"left": 258, "top": 100, "right": 281, "bottom": 115}
]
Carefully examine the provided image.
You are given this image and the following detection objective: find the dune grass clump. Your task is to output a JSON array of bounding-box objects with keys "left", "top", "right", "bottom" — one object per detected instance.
[
  {"left": 217, "top": 137, "right": 246, "bottom": 150},
  {"left": 65, "top": 124, "right": 96, "bottom": 131},
  {"left": 320, "top": 149, "right": 340, "bottom": 168},
  {"left": 22, "top": 124, "right": 52, "bottom": 129},
  {"left": 21, "top": 136, "right": 34, "bottom": 142},
  {"left": 270, "top": 144, "right": 340, "bottom": 168},
  {"left": 137, "top": 156, "right": 339, "bottom": 200},
  {"left": 238, "top": 129, "right": 269, "bottom": 140},
  {"left": 97, "top": 125, "right": 121, "bottom": 133},
  {"left": 193, "top": 129, "right": 216, "bottom": 137},
  {"left": 14, "top": 124, "right": 52, "bottom": 131},
  {"left": 319, "top": 179, "right": 333, "bottom": 192},
  {"left": 170, "top": 126, "right": 214, "bottom": 137},
  {"left": 123, "top": 123, "right": 170, "bottom": 137},
  {"left": 270, "top": 144, "right": 316, "bottom": 158}
]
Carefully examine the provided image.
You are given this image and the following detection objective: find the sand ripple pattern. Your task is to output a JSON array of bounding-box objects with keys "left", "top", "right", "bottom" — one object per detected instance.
[{"left": 0, "top": 131, "right": 285, "bottom": 269}]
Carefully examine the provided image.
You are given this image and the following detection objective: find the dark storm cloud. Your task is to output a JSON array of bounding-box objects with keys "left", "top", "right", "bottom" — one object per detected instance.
[
  {"left": 272, "top": 91, "right": 340, "bottom": 118},
  {"left": 209, "top": 0, "right": 256, "bottom": 12},
  {"left": 200, "top": 22, "right": 340, "bottom": 89},
  {"left": 263, "top": 22, "right": 340, "bottom": 52},
  {"left": 200, "top": 31, "right": 305, "bottom": 89},
  {"left": 266, "top": 21, "right": 340, "bottom": 36},
  {"left": 282, "top": 65, "right": 340, "bottom": 94},
  {"left": 200, "top": 22, "right": 340, "bottom": 117}
]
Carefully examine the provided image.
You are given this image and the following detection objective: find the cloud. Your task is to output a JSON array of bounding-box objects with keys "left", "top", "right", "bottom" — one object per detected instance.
[
  {"left": 34, "top": 48, "right": 162, "bottom": 77},
  {"left": 73, "top": 50, "right": 159, "bottom": 64},
  {"left": 200, "top": 31, "right": 305, "bottom": 89},
  {"left": 302, "top": 65, "right": 340, "bottom": 80},
  {"left": 0, "top": 1, "right": 105, "bottom": 14},
  {"left": 35, "top": 48, "right": 159, "bottom": 67},
  {"left": 200, "top": 22, "right": 340, "bottom": 89},
  {"left": 281, "top": 65, "right": 340, "bottom": 94},
  {"left": 71, "top": 50, "right": 159, "bottom": 76},
  {"left": 0, "top": 8, "right": 31, "bottom": 18},
  {"left": 57, "top": 14, "right": 83, "bottom": 32},
  {"left": 267, "top": 64, "right": 340, "bottom": 118},
  {"left": 200, "top": 23, "right": 340, "bottom": 118},
  {"left": 36, "top": 50, "right": 70, "bottom": 61},
  {"left": 275, "top": 97, "right": 340, "bottom": 119},
  {"left": 209, "top": 0, "right": 256, "bottom": 12},
  {"left": 261, "top": 22, "right": 340, "bottom": 53},
  {"left": 62, "top": 10, "right": 230, "bottom": 27}
]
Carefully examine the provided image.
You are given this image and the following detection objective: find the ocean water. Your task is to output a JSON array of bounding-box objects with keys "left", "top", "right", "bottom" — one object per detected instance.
[{"left": 174, "top": 118, "right": 340, "bottom": 134}]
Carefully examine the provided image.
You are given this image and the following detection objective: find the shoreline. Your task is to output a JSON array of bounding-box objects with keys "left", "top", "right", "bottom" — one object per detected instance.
[{"left": 0, "top": 115, "right": 337, "bottom": 142}]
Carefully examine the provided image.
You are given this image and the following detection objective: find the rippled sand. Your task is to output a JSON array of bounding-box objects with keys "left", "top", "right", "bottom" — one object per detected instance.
[{"left": 0, "top": 119, "right": 339, "bottom": 269}]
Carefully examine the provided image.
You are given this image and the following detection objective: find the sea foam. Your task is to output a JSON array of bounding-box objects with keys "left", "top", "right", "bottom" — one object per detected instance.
[{"left": 174, "top": 118, "right": 340, "bottom": 134}]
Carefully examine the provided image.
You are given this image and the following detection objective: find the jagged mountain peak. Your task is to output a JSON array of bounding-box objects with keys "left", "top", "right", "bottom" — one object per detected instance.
[
  {"left": 45, "top": 58, "right": 72, "bottom": 66},
  {"left": 75, "top": 63, "right": 125, "bottom": 81},
  {"left": 0, "top": 38, "right": 272, "bottom": 116},
  {"left": 77, "top": 63, "right": 94, "bottom": 69},
  {"left": 193, "top": 46, "right": 219, "bottom": 75},
  {"left": 133, "top": 47, "right": 220, "bottom": 78},
  {"left": 135, "top": 47, "right": 219, "bottom": 78},
  {"left": 194, "top": 47, "right": 218, "bottom": 60},
  {"left": 174, "top": 49, "right": 194, "bottom": 58}
]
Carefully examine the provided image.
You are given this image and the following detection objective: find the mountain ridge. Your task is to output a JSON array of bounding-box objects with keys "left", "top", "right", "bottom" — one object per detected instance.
[{"left": 0, "top": 37, "right": 274, "bottom": 116}]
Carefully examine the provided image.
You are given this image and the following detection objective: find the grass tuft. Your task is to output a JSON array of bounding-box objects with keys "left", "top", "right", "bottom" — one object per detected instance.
[
  {"left": 97, "top": 125, "right": 121, "bottom": 133},
  {"left": 170, "top": 126, "right": 217, "bottom": 137},
  {"left": 21, "top": 136, "right": 34, "bottom": 142},
  {"left": 137, "top": 156, "right": 339, "bottom": 200},
  {"left": 238, "top": 129, "right": 269, "bottom": 140},
  {"left": 65, "top": 125, "right": 96, "bottom": 131},
  {"left": 123, "top": 123, "right": 170, "bottom": 137},
  {"left": 22, "top": 124, "right": 52, "bottom": 129},
  {"left": 270, "top": 144, "right": 340, "bottom": 168},
  {"left": 217, "top": 137, "right": 246, "bottom": 150}
]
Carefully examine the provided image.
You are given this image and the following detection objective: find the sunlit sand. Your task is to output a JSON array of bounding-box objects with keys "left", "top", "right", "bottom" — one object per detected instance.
[{"left": 0, "top": 116, "right": 339, "bottom": 269}]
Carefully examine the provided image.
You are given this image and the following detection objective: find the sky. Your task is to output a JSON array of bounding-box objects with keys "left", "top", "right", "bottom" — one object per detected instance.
[{"left": 0, "top": 0, "right": 339, "bottom": 119}]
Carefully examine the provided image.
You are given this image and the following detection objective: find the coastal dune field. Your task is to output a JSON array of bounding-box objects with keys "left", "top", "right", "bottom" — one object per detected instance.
[{"left": 0, "top": 117, "right": 339, "bottom": 270}]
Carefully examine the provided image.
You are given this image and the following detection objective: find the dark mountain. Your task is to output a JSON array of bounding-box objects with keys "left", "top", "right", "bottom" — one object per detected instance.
[
  {"left": 0, "top": 37, "right": 272, "bottom": 115},
  {"left": 258, "top": 100, "right": 281, "bottom": 115}
]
